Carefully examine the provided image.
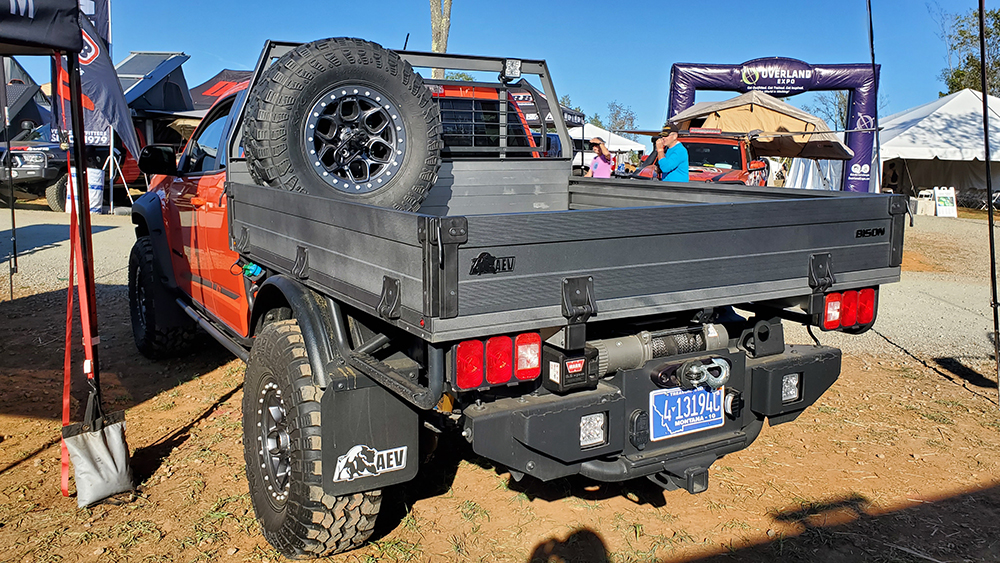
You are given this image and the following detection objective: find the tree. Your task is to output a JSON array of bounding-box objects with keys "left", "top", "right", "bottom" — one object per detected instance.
[
  {"left": 429, "top": 0, "right": 453, "bottom": 79},
  {"left": 444, "top": 71, "right": 473, "bottom": 81},
  {"left": 800, "top": 91, "right": 850, "bottom": 130},
  {"left": 800, "top": 91, "right": 889, "bottom": 131},
  {"left": 604, "top": 101, "right": 638, "bottom": 141},
  {"left": 935, "top": 7, "right": 1000, "bottom": 96},
  {"left": 558, "top": 94, "right": 583, "bottom": 114}
]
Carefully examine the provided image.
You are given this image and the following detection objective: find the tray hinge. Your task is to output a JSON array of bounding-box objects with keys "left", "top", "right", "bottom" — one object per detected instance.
[
  {"left": 808, "top": 253, "right": 835, "bottom": 292},
  {"left": 292, "top": 246, "right": 309, "bottom": 279},
  {"left": 419, "top": 216, "right": 468, "bottom": 319},
  {"left": 378, "top": 276, "right": 401, "bottom": 320},
  {"left": 233, "top": 226, "right": 250, "bottom": 254},
  {"left": 562, "top": 276, "right": 597, "bottom": 349}
]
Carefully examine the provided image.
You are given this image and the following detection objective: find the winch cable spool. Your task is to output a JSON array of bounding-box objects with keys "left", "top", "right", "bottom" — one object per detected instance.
[{"left": 588, "top": 324, "right": 729, "bottom": 377}]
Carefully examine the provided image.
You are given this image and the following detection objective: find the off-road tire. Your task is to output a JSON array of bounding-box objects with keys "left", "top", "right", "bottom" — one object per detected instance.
[
  {"left": 45, "top": 174, "right": 68, "bottom": 212},
  {"left": 244, "top": 37, "right": 441, "bottom": 211},
  {"left": 244, "top": 319, "right": 381, "bottom": 558},
  {"left": 128, "top": 236, "right": 197, "bottom": 359}
]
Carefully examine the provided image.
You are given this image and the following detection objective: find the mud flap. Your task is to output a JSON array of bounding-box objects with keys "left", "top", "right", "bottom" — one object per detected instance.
[{"left": 321, "top": 384, "right": 419, "bottom": 496}]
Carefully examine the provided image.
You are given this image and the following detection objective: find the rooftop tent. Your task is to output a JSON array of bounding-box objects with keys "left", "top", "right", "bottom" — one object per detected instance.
[
  {"left": 117, "top": 51, "right": 193, "bottom": 112},
  {"left": 190, "top": 69, "right": 252, "bottom": 112},
  {"left": 115, "top": 52, "right": 193, "bottom": 148},
  {"left": 670, "top": 90, "right": 853, "bottom": 160},
  {"left": 2, "top": 82, "right": 49, "bottom": 140},
  {"left": 568, "top": 123, "right": 644, "bottom": 153},
  {"left": 879, "top": 88, "right": 1000, "bottom": 200}
]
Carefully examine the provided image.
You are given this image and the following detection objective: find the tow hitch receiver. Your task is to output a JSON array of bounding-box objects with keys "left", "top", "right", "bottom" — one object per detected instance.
[{"left": 648, "top": 466, "right": 710, "bottom": 494}]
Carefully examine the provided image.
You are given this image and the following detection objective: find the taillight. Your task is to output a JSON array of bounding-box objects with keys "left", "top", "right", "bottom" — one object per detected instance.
[
  {"left": 485, "top": 336, "right": 513, "bottom": 384},
  {"left": 823, "top": 293, "right": 842, "bottom": 330},
  {"left": 456, "top": 340, "right": 484, "bottom": 389},
  {"left": 514, "top": 333, "right": 541, "bottom": 380},
  {"left": 455, "top": 332, "right": 541, "bottom": 390},
  {"left": 821, "top": 288, "right": 877, "bottom": 330},
  {"left": 858, "top": 288, "right": 876, "bottom": 324},
  {"left": 841, "top": 290, "right": 859, "bottom": 327}
]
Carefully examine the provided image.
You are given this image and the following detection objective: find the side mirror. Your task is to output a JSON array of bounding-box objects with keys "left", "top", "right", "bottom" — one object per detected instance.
[
  {"left": 748, "top": 160, "right": 767, "bottom": 171},
  {"left": 138, "top": 145, "right": 177, "bottom": 176}
]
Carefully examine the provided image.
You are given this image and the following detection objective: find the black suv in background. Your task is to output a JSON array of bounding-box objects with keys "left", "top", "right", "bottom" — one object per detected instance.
[
  {"left": 0, "top": 123, "right": 141, "bottom": 212},
  {"left": 0, "top": 124, "right": 73, "bottom": 211}
]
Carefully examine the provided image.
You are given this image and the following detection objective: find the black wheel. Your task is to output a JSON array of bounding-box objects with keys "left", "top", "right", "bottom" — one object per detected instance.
[
  {"left": 244, "top": 319, "right": 381, "bottom": 558},
  {"left": 128, "top": 236, "right": 196, "bottom": 359},
  {"left": 45, "top": 174, "right": 68, "bottom": 212},
  {"left": 244, "top": 37, "right": 441, "bottom": 211}
]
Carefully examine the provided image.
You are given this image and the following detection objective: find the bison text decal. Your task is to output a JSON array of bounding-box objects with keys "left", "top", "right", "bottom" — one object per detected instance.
[{"left": 333, "top": 444, "right": 407, "bottom": 482}]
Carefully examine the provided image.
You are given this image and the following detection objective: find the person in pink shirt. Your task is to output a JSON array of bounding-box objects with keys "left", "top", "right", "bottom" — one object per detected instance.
[{"left": 584, "top": 137, "right": 613, "bottom": 178}]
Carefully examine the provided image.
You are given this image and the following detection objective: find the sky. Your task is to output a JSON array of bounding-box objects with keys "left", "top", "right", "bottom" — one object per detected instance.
[{"left": 13, "top": 0, "right": 988, "bottom": 132}]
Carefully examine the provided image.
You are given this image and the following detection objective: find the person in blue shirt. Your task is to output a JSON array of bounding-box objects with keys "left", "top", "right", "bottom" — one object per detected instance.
[{"left": 655, "top": 122, "right": 689, "bottom": 182}]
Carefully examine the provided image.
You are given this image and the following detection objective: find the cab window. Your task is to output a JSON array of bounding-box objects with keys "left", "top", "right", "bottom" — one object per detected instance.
[{"left": 183, "top": 100, "right": 232, "bottom": 174}]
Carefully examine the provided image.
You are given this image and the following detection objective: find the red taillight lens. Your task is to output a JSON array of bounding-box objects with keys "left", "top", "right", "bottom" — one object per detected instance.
[
  {"left": 823, "top": 292, "right": 842, "bottom": 330},
  {"left": 456, "top": 340, "right": 484, "bottom": 389},
  {"left": 858, "top": 288, "right": 876, "bottom": 324},
  {"left": 485, "top": 336, "right": 514, "bottom": 384},
  {"left": 514, "top": 332, "right": 542, "bottom": 380},
  {"left": 841, "top": 290, "right": 859, "bottom": 327}
]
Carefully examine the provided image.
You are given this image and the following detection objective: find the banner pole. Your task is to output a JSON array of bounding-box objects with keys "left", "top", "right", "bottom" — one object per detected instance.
[
  {"left": 978, "top": 0, "right": 1000, "bottom": 408},
  {"left": 0, "top": 56, "right": 18, "bottom": 299},
  {"left": 67, "top": 52, "right": 102, "bottom": 395}
]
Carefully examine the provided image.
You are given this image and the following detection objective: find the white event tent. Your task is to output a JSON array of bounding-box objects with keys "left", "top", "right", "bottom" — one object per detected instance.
[
  {"left": 879, "top": 88, "right": 1000, "bottom": 202},
  {"left": 568, "top": 124, "right": 645, "bottom": 173},
  {"left": 568, "top": 123, "right": 645, "bottom": 152}
]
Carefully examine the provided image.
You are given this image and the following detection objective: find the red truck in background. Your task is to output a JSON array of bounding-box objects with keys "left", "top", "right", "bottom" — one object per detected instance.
[
  {"left": 634, "top": 128, "right": 770, "bottom": 185},
  {"left": 679, "top": 128, "right": 768, "bottom": 186}
]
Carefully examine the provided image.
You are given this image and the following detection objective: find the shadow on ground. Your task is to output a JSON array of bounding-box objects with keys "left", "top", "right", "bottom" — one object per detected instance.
[
  {"left": 934, "top": 356, "right": 996, "bottom": 389},
  {"left": 526, "top": 484, "right": 1000, "bottom": 562},
  {"left": 0, "top": 223, "right": 113, "bottom": 257},
  {"left": 0, "top": 285, "right": 236, "bottom": 421}
]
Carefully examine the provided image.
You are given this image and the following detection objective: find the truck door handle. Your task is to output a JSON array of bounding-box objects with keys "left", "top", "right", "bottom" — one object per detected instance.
[{"left": 191, "top": 197, "right": 207, "bottom": 208}]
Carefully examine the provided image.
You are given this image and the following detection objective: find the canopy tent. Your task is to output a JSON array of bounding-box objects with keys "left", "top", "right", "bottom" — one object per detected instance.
[
  {"left": 1, "top": 1, "right": 136, "bottom": 506},
  {"left": 190, "top": 69, "right": 252, "bottom": 112},
  {"left": 668, "top": 90, "right": 853, "bottom": 161},
  {"left": 509, "top": 80, "right": 585, "bottom": 127},
  {"left": 568, "top": 124, "right": 644, "bottom": 153},
  {"left": 879, "top": 88, "right": 1000, "bottom": 201}
]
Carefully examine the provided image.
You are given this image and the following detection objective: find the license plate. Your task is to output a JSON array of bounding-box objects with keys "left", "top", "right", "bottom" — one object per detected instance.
[{"left": 649, "top": 386, "right": 725, "bottom": 441}]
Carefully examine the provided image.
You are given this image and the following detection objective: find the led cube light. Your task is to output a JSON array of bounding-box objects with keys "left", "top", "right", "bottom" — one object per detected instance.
[
  {"left": 580, "top": 413, "right": 606, "bottom": 448},
  {"left": 781, "top": 373, "right": 801, "bottom": 403}
]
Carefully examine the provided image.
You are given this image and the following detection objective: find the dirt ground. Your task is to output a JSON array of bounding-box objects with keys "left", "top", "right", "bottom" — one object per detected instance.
[{"left": 2, "top": 220, "right": 1000, "bottom": 563}]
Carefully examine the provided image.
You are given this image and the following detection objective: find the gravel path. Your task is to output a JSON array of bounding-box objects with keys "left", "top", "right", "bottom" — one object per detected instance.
[
  {"left": 0, "top": 208, "right": 133, "bottom": 299},
  {"left": 786, "top": 215, "right": 998, "bottom": 369}
]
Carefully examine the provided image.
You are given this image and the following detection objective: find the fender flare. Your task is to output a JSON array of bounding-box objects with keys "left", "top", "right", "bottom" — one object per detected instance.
[
  {"left": 131, "top": 191, "right": 178, "bottom": 290},
  {"left": 130, "top": 191, "right": 189, "bottom": 328},
  {"left": 251, "top": 275, "right": 337, "bottom": 389}
]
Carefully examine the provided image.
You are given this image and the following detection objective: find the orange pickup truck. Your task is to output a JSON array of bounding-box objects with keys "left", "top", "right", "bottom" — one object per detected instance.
[{"left": 679, "top": 128, "right": 768, "bottom": 186}]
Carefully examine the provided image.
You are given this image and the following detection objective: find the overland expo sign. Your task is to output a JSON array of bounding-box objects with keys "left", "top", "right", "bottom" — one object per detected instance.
[
  {"left": 669, "top": 57, "right": 880, "bottom": 192},
  {"left": 738, "top": 58, "right": 816, "bottom": 96}
]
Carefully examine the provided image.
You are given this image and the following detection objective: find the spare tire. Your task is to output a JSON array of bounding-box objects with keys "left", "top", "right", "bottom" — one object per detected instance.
[{"left": 244, "top": 37, "right": 442, "bottom": 211}]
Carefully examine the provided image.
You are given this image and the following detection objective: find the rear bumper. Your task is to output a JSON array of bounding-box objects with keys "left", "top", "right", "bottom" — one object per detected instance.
[{"left": 462, "top": 344, "right": 839, "bottom": 485}]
